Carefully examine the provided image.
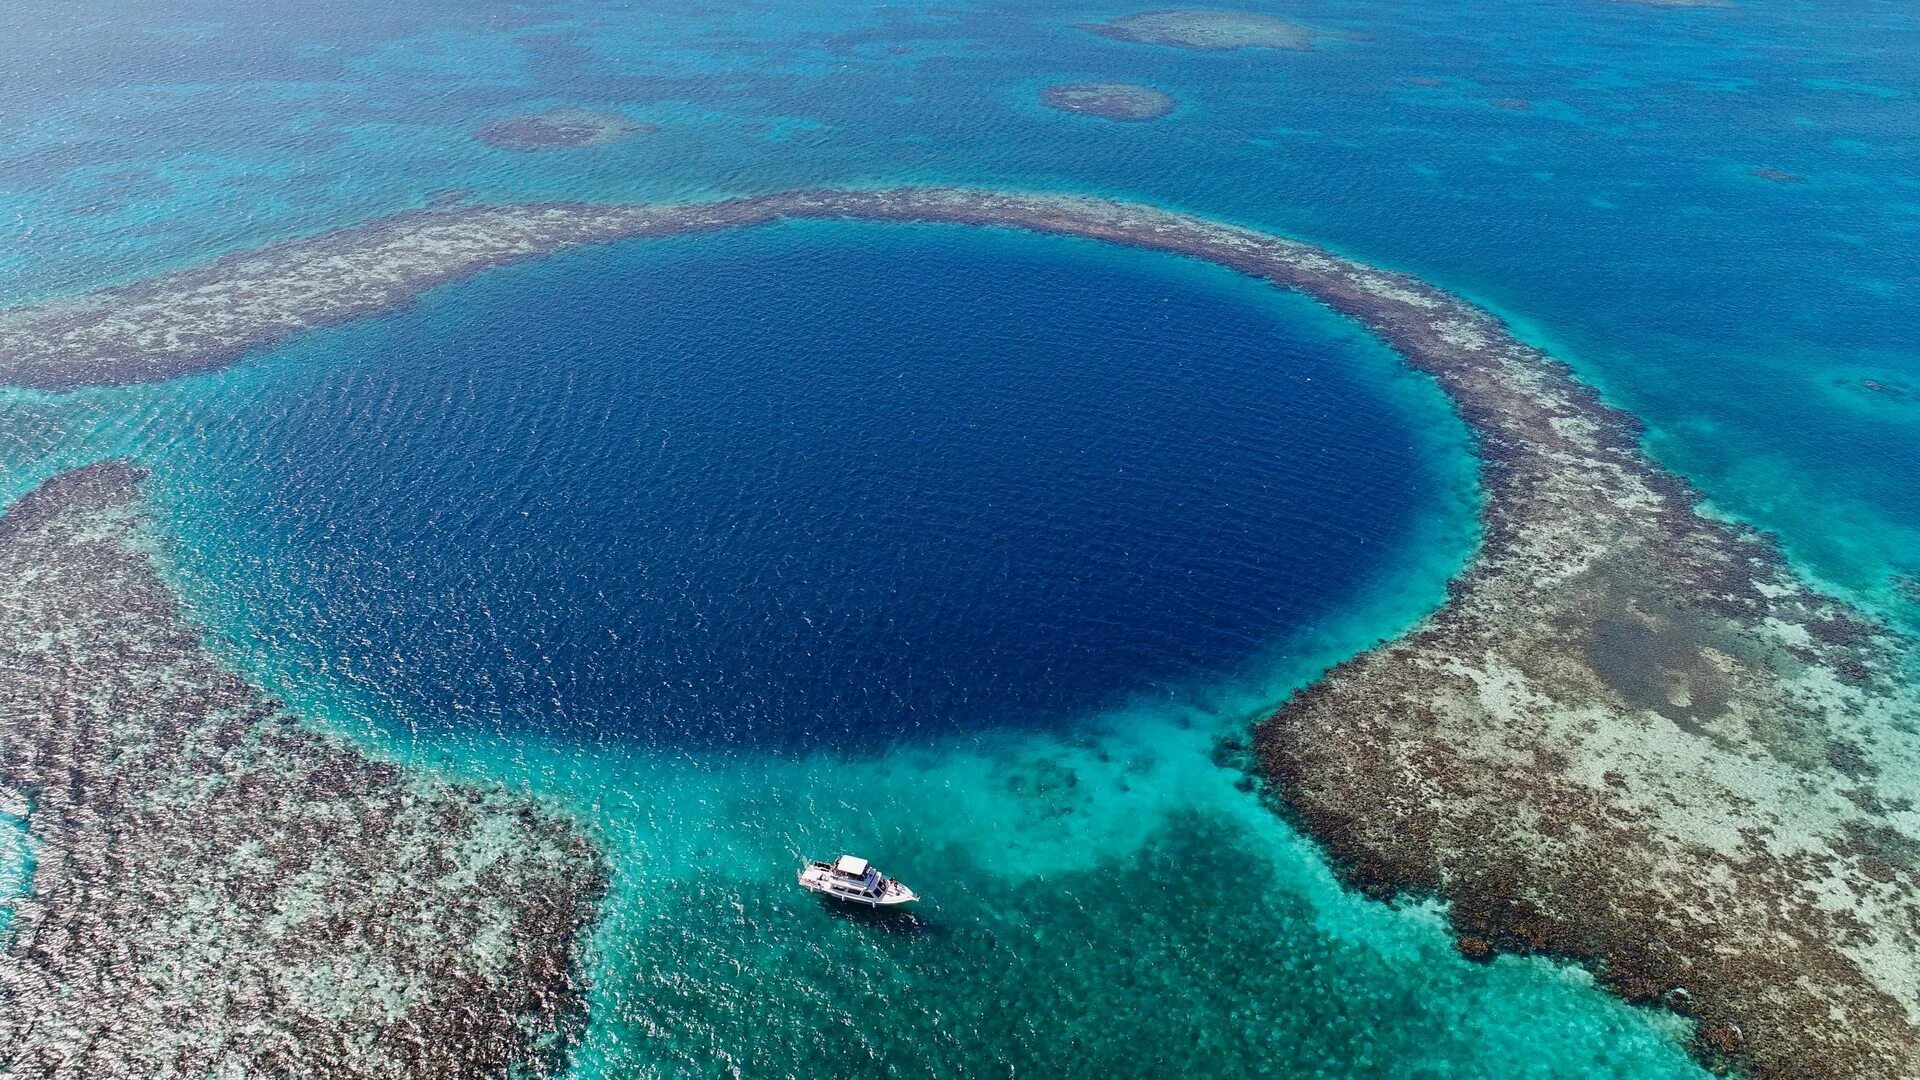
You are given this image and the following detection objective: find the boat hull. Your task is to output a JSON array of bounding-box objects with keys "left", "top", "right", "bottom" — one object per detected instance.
[{"left": 798, "top": 862, "right": 919, "bottom": 906}]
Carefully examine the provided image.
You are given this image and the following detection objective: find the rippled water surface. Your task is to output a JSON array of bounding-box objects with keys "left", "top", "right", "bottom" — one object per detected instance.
[
  {"left": 2, "top": 0, "right": 1916, "bottom": 1073},
  {"left": 165, "top": 225, "right": 1472, "bottom": 746}
]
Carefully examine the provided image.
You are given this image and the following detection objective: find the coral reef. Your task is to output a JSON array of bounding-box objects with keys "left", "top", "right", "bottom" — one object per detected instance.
[
  {"left": 0, "top": 463, "right": 605, "bottom": 1078},
  {"left": 475, "top": 109, "right": 651, "bottom": 151},
  {"left": 0, "top": 186, "right": 1915, "bottom": 1076},
  {"left": 1079, "top": 9, "right": 1322, "bottom": 51},
  {"left": 1041, "top": 82, "right": 1176, "bottom": 121}
]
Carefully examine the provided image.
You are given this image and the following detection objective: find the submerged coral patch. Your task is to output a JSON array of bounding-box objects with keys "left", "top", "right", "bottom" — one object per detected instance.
[
  {"left": 1080, "top": 9, "right": 1323, "bottom": 51},
  {"left": 475, "top": 109, "right": 652, "bottom": 150},
  {"left": 1041, "top": 82, "right": 1177, "bottom": 121},
  {"left": 1832, "top": 373, "right": 1916, "bottom": 408}
]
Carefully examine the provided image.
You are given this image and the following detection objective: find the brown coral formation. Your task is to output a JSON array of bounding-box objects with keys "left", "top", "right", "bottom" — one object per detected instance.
[
  {"left": 475, "top": 109, "right": 651, "bottom": 151},
  {"left": 1041, "top": 82, "right": 1177, "bottom": 121},
  {"left": 0, "top": 463, "right": 605, "bottom": 1078},
  {"left": 1240, "top": 288, "right": 1920, "bottom": 1073},
  {"left": 0, "top": 186, "right": 1914, "bottom": 1075}
]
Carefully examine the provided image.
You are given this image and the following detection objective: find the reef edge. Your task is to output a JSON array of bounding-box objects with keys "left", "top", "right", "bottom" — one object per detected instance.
[{"left": 0, "top": 461, "right": 607, "bottom": 1078}]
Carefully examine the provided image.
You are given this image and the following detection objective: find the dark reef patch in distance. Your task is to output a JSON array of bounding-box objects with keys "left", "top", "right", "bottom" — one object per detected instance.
[
  {"left": 1041, "top": 82, "right": 1176, "bottom": 121},
  {"left": 1078, "top": 9, "right": 1323, "bottom": 52},
  {"left": 475, "top": 109, "right": 652, "bottom": 151}
]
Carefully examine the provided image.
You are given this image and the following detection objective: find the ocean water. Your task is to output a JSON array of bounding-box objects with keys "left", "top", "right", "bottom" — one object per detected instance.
[
  {"left": 2, "top": 219, "right": 1701, "bottom": 1075},
  {"left": 1, "top": 0, "right": 1915, "bottom": 1074}
]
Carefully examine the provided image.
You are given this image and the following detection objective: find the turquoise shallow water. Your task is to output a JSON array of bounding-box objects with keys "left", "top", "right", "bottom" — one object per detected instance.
[{"left": 2, "top": 0, "right": 1916, "bottom": 1074}]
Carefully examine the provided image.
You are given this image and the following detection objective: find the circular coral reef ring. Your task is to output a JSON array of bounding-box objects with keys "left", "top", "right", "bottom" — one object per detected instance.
[
  {"left": 1041, "top": 82, "right": 1176, "bottom": 122},
  {"left": 1079, "top": 9, "right": 1325, "bottom": 51},
  {"left": 474, "top": 109, "right": 655, "bottom": 151}
]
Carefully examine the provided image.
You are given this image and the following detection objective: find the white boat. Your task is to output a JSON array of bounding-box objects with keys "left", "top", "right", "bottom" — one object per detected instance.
[{"left": 798, "top": 854, "right": 919, "bottom": 907}]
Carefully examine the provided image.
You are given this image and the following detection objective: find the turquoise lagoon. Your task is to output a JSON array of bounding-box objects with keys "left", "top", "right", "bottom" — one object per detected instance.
[{"left": 2, "top": 0, "right": 1917, "bottom": 1074}]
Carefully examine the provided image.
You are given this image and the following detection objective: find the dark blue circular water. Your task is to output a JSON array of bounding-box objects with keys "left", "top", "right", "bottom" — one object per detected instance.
[{"left": 162, "top": 221, "right": 1457, "bottom": 749}]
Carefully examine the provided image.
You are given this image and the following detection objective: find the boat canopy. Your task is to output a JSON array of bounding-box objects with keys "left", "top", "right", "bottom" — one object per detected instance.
[{"left": 834, "top": 855, "right": 869, "bottom": 877}]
